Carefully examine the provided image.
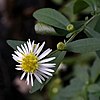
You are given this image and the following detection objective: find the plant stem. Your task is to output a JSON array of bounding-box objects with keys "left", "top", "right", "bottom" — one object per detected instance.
[
  {"left": 84, "top": 15, "right": 96, "bottom": 27},
  {"left": 66, "top": 27, "right": 83, "bottom": 44},
  {"left": 65, "top": 12, "right": 100, "bottom": 44},
  {"left": 84, "top": 12, "right": 100, "bottom": 27},
  {"left": 66, "top": 32, "right": 78, "bottom": 44}
]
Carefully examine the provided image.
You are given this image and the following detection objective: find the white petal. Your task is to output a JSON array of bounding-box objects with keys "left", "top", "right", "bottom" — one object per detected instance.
[
  {"left": 32, "top": 41, "right": 35, "bottom": 51},
  {"left": 12, "top": 56, "right": 18, "bottom": 62},
  {"left": 37, "top": 71, "right": 49, "bottom": 79},
  {"left": 17, "top": 46, "right": 24, "bottom": 53},
  {"left": 40, "top": 63, "right": 56, "bottom": 68},
  {"left": 14, "top": 51, "right": 23, "bottom": 58},
  {"left": 35, "top": 42, "right": 45, "bottom": 56},
  {"left": 34, "top": 73, "right": 42, "bottom": 84},
  {"left": 15, "top": 67, "right": 22, "bottom": 70},
  {"left": 24, "top": 43, "right": 29, "bottom": 54},
  {"left": 20, "top": 72, "right": 26, "bottom": 80},
  {"left": 12, "top": 54, "right": 22, "bottom": 62},
  {"left": 36, "top": 71, "right": 45, "bottom": 81},
  {"left": 34, "top": 43, "right": 40, "bottom": 53},
  {"left": 30, "top": 73, "right": 33, "bottom": 86},
  {"left": 26, "top": 73, "right": 29, "bottom": 85},
  {"left": 21, "top": 44, "right": 27, "bottom": 54},
  {"left": 39, "top": 67, "right": 54, "bottom": 72},
  {"left": 16, "top": 65, "right": 21, "bottom": 67},
  {"left": 38, "top": 48, "right": 52, "bottom": 60},
  {"left": 27, "top": 39, "right": 32, "bottom": 52},
  {"left": 39, "top": 57, "right": 56, "bottom": 63},
  {"left": 38, "top": 69, "right": 53, "bottom": 76}
]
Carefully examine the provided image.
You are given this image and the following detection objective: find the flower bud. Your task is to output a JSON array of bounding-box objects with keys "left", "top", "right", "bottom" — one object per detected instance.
[
  {"left": 66, "top": 24, "right": 74, "bottom": 32},
  {"left": 57, "top": 42, "right": 66, "bottom": 50}
]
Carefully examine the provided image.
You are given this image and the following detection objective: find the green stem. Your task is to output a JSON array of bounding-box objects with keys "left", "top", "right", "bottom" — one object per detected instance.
[
  {"left": 84, "top": 12, "right": 100, "bottom": 27},
  {"left": 84, "top": 15, "right": 96, "bottom": 27},
  {"left": 66, "top": 28, "right": 83, "bottom": 44},
  {"left": 65, "top": 12, "right": 100, "bottom": 44},
  {"left": 81, "top": 83, "right": 89, "bottom": 100},
  {"left": 66, "top": 32, "right": 78, "bottom": 44},
  {"left": 48, "top": 50, "right": 58, "bottom": 56}
]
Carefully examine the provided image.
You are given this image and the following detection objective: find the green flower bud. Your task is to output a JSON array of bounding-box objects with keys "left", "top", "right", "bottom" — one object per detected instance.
[
  {"left": 66, "top": 24, "right": 74, "bottom": 32},
  {"left": 52, "top": 87, "right": 58, "bottom": 94},
  {"left": 57, "top": 42, "right": 66, "bottom": 50}
]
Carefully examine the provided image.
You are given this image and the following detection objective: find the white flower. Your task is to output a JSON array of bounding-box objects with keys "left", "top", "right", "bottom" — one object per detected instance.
[{"left": 12, "top": 39, "right": 56, "bottom": 86}]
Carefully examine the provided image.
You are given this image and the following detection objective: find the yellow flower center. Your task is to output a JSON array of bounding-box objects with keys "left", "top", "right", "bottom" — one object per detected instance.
[{"left": 21, "top": 53, "right": 38, "bottom": 73}]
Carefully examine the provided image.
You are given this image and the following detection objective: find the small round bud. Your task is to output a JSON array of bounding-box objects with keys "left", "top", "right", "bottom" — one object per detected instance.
[
  {"left": 52, "top": 87, "right": 58, "bottom": 94},
  {"left": 57, "top": 42, "right": 66, "bottom": 50},
  {"left": 66, "top": 24, "right": 74, "bottom": 32}
]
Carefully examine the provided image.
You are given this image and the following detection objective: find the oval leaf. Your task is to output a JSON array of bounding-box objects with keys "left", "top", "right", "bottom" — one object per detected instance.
[
  {"left": 35, "top": 22, "right": 58, "bottom": 36},
  {"left": 74, "top": 64, "right": 89, "bottom": 82},
  {"left": 90, "top": 57, "right": 100, "bottom": 83},
  {"left": 33, "top": 8, "right": 70, "bottom": 30},
  {"left": 89, "top": 94, "right": 99, "bottom": 100},
  {"left": 67, "top": 38, "right": 100, "bottom": 53},
  {"left": 60, "top": 78, "right": 85, "bottom": 97},
  {"left": 88, "top": 84, "right": 100, "bottom": 93},
  {"left": 83, "top": 0, "right": 97, "bottom": 11},
  {"left": 29, "top": 79, "right": 42, "bottom": 93},
  {"left": 84, "top": 27, "right": 100, "bottom": 38},
  {"left": 7, "top": 40, "right": 25, "bottom": 50},
  {"left": 94, "top": 16, "right": 100, "bottom": 33},
  {"left": 73, "top": 0, "right": 89, "bottom": 14}
]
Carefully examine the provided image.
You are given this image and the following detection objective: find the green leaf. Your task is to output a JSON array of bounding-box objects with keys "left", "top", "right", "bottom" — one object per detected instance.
[
  {"left": 61, "top": 0, "right": 77, "bottom": 22},
  {"left": 71, "top": 96, "right": 84, "bottom": 100},
  {"left": 84, "top": 27, "right": 100, "bottom": 38},
  {"left": 54, "top": 27, "right": 69, "bottom": 36},
  {"left": 87, "top": 16, "right": 100, "bottom": 29},
  {"left": 35, "top": 22, "right": 58, "bottom": 36},
  {"left": 72, "top": 21, "right": 85, "bottom": 30},
  {"left": 67, "top": 38, "right": 100, "bottom": 53},
  {"left": 83, "top": 0, "right": 97, "bottom": 11},
  {"left": 53, "top": 94, "right": 67, "bottom": 100},
  {"left": 53, "top": 51, "right": 66, "bottom": 67},
  {"left": 29, "top": 79, "right": 42, "bottom": 93},
  {"left": 96, "top": 51, "right": 100, "bottom": 58},
  {"left": 85, "top": 16, "right": 100, "bottom": 58},
  {"left": 33, "top": 8, "right": 70, "bottom": 30},
  {"left": 60, "top": 78, "right": 85, "bottom": 97},
  {"left": 35, "top": 22, "right": 68, "bottom": 36},
  {"left": 41, "top": 51, "right": 66, "bottom": 88},
  {"left": 90, "top": 57, "right": 100, "bottom": 83},
  {"left": 7, "top": 40, "right": 25, "bottom": 50},
  {"left": 74, "top": 64, "right": 89, "bottom": 83},
  {"left": 73, "top": 0, "right": 89, "bottom": 14},
  {"left": 52, "top": 0, "right": 63, "bottom": 5},
  {"left": 94, "top": 91, "right": 100, "bottom": 97},
  {"left": 88, "top": 84, "right": 100, "bottom": 93},
  {"left": 89, "top": 93, "right": 99, "bottom": 100},
  {"left": 94, "top": 16, "right": 100, "bottom": 33},
  {"left": 97, "top": 0, "right": 100, "bottom": 7}
]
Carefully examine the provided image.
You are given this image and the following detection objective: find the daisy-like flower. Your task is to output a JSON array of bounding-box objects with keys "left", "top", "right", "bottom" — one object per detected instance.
[{"left": 12, "top": 39, "right": 56, "bottom": 86}]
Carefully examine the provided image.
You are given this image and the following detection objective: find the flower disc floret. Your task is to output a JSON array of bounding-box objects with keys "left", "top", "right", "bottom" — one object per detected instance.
[{"left": 21, "top": 53, "right": 38, "bottom": 73}]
